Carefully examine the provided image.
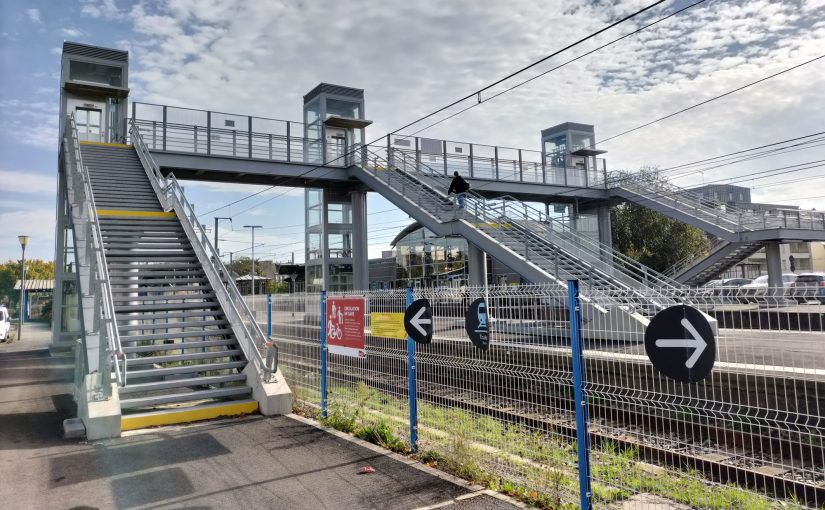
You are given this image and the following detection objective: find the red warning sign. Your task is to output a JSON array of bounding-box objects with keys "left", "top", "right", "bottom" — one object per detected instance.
[{"left": 326, "top": 296, "right": 366, "bottom": 358}]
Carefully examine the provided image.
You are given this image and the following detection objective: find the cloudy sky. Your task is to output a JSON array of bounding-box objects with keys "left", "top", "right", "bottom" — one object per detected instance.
[{"left": 1, "top": 0, "right": 824, "bottom": 263}]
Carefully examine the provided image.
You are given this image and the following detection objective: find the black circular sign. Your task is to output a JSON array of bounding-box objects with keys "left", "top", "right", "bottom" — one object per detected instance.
[
  {"left": 644, "top": 305, "right": 715, "bottom": 383},
  {"left": 404, "top": 298, "right": 433, "bottom": 344},
  {"left": 464, "top": 298, "right": 490, "bottom": 351}
]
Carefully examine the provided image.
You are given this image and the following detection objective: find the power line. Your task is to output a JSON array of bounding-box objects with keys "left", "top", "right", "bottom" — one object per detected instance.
[
  {"left": 408, "top": 0, "right": 709, "bottom": 137},
  {"left": 596, "top": 53, "right": 825, "bottom": 145},
  {"left": 658, "top": 131, "right": 825, "bottom": 173},
  {"left": 198, "top": 1, "right": 668, "bottom": 218}
]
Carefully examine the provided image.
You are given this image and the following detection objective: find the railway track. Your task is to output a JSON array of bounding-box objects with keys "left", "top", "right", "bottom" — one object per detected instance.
[{"left": 271, "top": 324, "right": 825, "bottom": 507}]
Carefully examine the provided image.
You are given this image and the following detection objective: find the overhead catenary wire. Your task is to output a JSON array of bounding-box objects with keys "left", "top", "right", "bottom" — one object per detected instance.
[
  {"left": 198, "top": 0, "right": 670, "bottom": 218},
  {"left": 595, "top": 54, "right": 825, "bottom": 146}
]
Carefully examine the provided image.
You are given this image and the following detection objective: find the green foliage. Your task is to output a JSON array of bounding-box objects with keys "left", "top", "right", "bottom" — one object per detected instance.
[
  {"left": 227, "top": 257, "right": 265, "bottom": 277},
  {"left": 611, "top": 168, "right": 710, "bottom": 272},
  {"left": 354, "top": 419, "right": 407, "bottom": 453},
  {"left": 267, "top": 280, "right": 290, "bottom": 294},
  {"left": 0, "top": 259, "right": 55, "bottom": 309},
  {"left": 322, "top": 402, "right": 359, "bottom": 433}
]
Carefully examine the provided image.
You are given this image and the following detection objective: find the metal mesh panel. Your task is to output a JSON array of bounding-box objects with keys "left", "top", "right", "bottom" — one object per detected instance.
[{"left": 266, "top": 285, "right": 823, "bottom": 509}]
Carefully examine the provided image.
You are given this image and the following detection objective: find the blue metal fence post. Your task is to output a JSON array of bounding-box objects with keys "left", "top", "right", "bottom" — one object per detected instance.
[
  {"left": 568, "top": 280, "right": 592, "bottom": 510},
  {"left": 320, "top": 290, "right": 328, "bottom": 418},
  {"left": 267, "top": 294, "right": 272, "bottom": 338},
  {"left": 406, "top": 287, "right": 418, "bottom": 452}
]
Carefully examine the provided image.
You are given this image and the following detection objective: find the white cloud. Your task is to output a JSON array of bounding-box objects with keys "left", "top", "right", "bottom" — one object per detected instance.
[
  {"left": 0, "top": 171, "right": 55, "bottom": 194},
  {"left": 50, "top": 47, "right": 62, "bottom": 56},
  {"left": 80, "top": 0, "right": 124, "bottom": 20},
  {"left": 0, "top": 100, "right": 59, "bottom": 150},
  {"left": 60, "top": 27, "right": 85, "bottom": 38},
  {"left": 26, "top": 8, "right": 42, "bottom": 25}
]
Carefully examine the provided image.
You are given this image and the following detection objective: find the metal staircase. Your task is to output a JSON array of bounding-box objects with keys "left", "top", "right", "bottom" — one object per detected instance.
[
  {"left": 667, "top": 240, "right": 763, "bottom": 286},
  {"left": 611, "top": 172, "right": 825, "bottom": 240},
  {"left": 351, "top": 146, "right": 686, "bottom": 332},
  {"left": 81, "top": 143, "right": 258, "bottom": 428},
  {"left": 61, "top": 114, "right": 281, "bottom": 432}
]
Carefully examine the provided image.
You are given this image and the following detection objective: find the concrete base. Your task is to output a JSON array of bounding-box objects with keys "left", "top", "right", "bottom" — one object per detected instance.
[
  {"left": 77, "top": 375, "right": 122, "bottom": 440},
  {"left": 243, "top": 364, "right": 293, "bottom": 416},
  {"left": 63, "top": 417, "right": 86, "bottom": 439}
]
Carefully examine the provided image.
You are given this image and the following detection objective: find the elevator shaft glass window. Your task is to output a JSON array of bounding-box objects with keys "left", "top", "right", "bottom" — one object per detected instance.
[{"left": 76, "top": 108, "right": 102, "bottom": 142}]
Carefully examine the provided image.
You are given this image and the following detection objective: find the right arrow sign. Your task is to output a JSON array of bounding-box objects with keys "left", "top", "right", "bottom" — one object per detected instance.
[{"left": 645, "top": 305, "right": 716, "bottom": 383}]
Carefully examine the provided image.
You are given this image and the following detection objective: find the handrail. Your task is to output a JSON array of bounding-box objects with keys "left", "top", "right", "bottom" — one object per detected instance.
[
  {"left": 610, "top": 171, "right": 825, "bottom": 233},
  {"left": 129, "top": 118, "right": 278, "bottom": 383},
  {"left": 63, "top": 115, "right": 125, "bottom": 396},
  {"left": 355, "top": 145, "right": 679, "bottom": 314},
  {"left": 663, "top": 237, "right": 728, "bottom": 279},
  {"left": 370, "top": 144, "right": 683, "bottom": 293}
]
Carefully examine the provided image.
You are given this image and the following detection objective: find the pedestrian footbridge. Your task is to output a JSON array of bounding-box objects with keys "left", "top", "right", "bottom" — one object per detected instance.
[{"left": 53, "top": 41, "right": 825, "bottom": 438}]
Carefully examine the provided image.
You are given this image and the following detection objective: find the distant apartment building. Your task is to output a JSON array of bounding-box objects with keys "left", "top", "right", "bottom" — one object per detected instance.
[{"left": 688, "top": 184, "right": 823, "bottom": 277}]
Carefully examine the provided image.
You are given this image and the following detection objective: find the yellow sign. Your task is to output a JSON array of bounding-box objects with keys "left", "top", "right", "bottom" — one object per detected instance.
[{"left": 370, "top": 312, "right": 406, "bottom": 339}]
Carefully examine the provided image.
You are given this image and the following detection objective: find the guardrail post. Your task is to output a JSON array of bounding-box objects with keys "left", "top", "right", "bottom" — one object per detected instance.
[
  {"left": 268, "top": 133, "right": 273, "bottom": 160},
  {"left": 162, "top": 106, "right": 167, "bottom": 151},
  {"left": 406, "top": 287, "right": 418, "bottom": 452},
  {"left": 494, "top": 146, "right": 499, "bottom": 180},
  {"left": 320, "top": 290, "right": 328, "bottom": 418},
  {"left": 248, "top": 116, "right": 253, "bottom": 158},
  {"left": 232, "top": 130, "right": 237, "bottom": 157},
  {"left": 286, "top": 122, "right": 292, "bottom": 162},
  {"left": 567, "top": 279, "right": 592, "bottom": 510},
  {"left": 468, "top": 143, "right": 474, "bottom": 178},
  {"left": 443, "top": 140, "right": 448, "bottom": 176},
  {"left": 267, "top": 293, "right": 272, "bottom": 338},
  {"left": 207, "top": 111, "right": 212, "bottom": 155},
  {"left": 518, "top": 149, "right": 523, "bottom": 182}
]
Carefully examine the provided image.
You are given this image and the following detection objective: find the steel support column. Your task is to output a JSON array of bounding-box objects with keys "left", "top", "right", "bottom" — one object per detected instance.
[{"left": 351, "top": 190, "right": 369, "bottom": 290}]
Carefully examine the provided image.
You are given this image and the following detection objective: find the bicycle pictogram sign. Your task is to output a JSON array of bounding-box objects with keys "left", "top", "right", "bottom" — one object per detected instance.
[{"left": 326, "top": 296, "right": 366, "bottom": 358}]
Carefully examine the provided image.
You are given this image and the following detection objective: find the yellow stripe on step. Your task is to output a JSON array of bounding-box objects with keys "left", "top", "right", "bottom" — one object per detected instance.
[
  {"left": 79, "top": 141, "right": 133, "bottom": 148},
  {"left": 97, "top": 210, "right": 177, "bottom": 218},
  {"left": 121, "top": 401, "right": 259, "bottom": 431}
]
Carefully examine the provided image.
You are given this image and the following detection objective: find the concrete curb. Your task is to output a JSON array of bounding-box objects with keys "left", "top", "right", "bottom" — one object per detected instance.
[{"left": 286, "top": 413, "right": 525, "bottom": 509}]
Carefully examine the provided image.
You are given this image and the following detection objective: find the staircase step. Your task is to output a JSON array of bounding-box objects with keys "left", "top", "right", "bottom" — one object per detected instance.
[
  {"left": 120, "top": 386, "right": 253, "bottom": 410},
  {"left": 118, "top": 319, "right": 228, "bottom": 332},
  {"left": 110, "top": 277, "right": 208, "bottom": 286},
  {"left": 127, "top": 349, "right": 243, "bottom": 366},
  {"left": 118, "top": 373, "right": 248, "bottom": 395},
  {"left": 120, "top": 399, "right": 258, "bottom": 431},
  {"left": 110, "top": 285, "right": 210, "bottom": 294},
  {"left": 114, "top": 301, "right": 220, "bottom": 313},
  {"left": 121, "top": 328, "right": 233, "bottom": 343},
  {"left": 116, "top": 310, "right": 225, "bottom": 322},
  {"left": 111, "top": 292, "right": 215, "bottom": 303},
  {"left": 126, "top": 360, "right": 247, "bottom": 379},
  {"left": 122, "top": 338, "right": 237, "bottom": 353}
]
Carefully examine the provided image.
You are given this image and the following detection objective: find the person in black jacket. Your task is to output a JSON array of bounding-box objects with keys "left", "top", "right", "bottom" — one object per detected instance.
[{"left": 447, "top": 171, "right": 470, "bottom": 209}]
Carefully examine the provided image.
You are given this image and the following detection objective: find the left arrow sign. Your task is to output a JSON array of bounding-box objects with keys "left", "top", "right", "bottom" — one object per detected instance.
[{"left": 404, "top": 298, "right": 433, "bottom": 344}]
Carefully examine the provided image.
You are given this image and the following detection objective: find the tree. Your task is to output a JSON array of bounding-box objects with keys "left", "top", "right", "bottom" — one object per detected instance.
[
  {"left": 610, "top": 169, "right": 710, "bottom": 273},
  {"left": 0, "top": 259, "right": 55, "bottom": 308},
  {"left": 227, "top": 257, "right": 265, "bottom": 277}
]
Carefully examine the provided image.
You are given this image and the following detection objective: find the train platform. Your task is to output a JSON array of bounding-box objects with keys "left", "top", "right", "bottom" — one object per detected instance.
[{"left": 0, "top": 324, "right": 508, "bottom": 510}]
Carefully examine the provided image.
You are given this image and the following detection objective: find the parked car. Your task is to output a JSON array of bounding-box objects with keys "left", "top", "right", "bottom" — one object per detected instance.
[
  {"left": 739, "top": 274, "right": 797, "bottom": 304},
  {"left": 790, "top": 272, "right": 825, "bottom": 304},
  {"left": 700, "top": 278, "right": 752, "bottom": 302},
  {"left": 0, "top": 305, "right": 10, "bottom": 342}
]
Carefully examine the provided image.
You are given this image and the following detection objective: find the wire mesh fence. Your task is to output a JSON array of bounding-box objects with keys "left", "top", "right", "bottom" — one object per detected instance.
[{"left": 260, "top": 284, "right": 824, "bottom": 509}]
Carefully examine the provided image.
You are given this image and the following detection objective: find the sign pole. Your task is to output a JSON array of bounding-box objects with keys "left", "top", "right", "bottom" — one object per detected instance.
[
  {"left": 267, "top": 293, "right": 272, "bottom": 338},
  {"left": 320, "top": 290, "right": 328, "bottom": 419},
  {"left": 406, "top": 287, "right": 418, "bottom": 452},
  {"left": 567, "top": 280, "right": 592, "bottom": 510}
]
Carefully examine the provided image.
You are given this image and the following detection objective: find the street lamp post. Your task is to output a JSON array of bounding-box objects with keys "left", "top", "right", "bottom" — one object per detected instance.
[
  {"left": 18, "top": 235, "right": 29, "bottom": 341},
  {"left": 244, "top": 225, "right": 263, "bottom": 310}
]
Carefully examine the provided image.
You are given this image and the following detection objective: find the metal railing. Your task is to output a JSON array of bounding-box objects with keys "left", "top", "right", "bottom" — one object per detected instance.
[
  {"left": 360, "top": 144, "right": 682, "bottom": 299},
  {"left": 130, "top": 102, "right": 608, "bottom": 189},
  {"left": 129, "top": 118, "right": 279, "bottom": 382},
  {"left": 663, "top": 237, "right": 729, "bottom": 278},
  {"left": 62, "top": 115, "right": 125, "bottom": 398},
  {"left": 270, "top": 285, "right": 825, "bottom": 509},
  {"left": 613, "top": 171, "right": 825, "bottom": 233}
]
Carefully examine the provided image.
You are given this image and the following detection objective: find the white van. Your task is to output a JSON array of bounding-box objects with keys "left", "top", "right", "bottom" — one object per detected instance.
[{"left": 0, "top": 306, "right": 10, "bottom": 341}]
